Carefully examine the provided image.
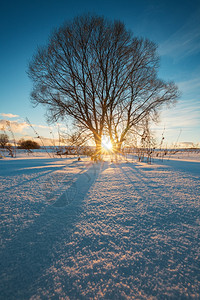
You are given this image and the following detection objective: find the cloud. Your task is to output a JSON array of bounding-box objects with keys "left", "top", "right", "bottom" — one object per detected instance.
[
  {"left": 0, "top": 120, "right": 28, "bottom": 133},
  {"left": 178, "top": 77, "right": 200, "bottom": 93},
  {"left": 178, "top": 142, "right": 196, "bottom": 148},
  {"left": 160, "top": 104, "right": 200, "bottom": 129},
  {"left": 0, "top": 118, "right": 67, "bottom": 140},
  {"left": 0, "top": 113, "right": 19, "bottom": 118},
  {"left": 152, "top": 98, "right": 200, "bottom": 143},
  {"left": 159, "top": 9, "right": 200, "bottom": 60},
  {"left": 33, "top": 124, "right": 49, "bottom": 129}
]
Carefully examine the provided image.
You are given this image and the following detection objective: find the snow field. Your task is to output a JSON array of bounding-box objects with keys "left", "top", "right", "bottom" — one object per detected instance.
[{"left": 0, "top": 154, "right": 200, "bottom": 299}]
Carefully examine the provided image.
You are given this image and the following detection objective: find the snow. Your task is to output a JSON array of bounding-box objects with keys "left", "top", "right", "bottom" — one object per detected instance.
[{"left": 0, "top": 151, "right": 200, "bottom": 299}]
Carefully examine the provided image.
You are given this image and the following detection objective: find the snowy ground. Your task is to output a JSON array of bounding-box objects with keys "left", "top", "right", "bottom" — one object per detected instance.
[{"left": 0, "top": 151, "right": 200, "bottom": 299}]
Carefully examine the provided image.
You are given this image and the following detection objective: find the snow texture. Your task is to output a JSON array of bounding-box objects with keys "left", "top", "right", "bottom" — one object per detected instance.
[{"left": 0, "top": 152, "right": 200, "bottom": 299}]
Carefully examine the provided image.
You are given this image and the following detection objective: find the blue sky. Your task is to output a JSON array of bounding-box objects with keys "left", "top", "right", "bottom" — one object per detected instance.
[{"left": 0, "top": 0, "right": 200, "bottom": 146}]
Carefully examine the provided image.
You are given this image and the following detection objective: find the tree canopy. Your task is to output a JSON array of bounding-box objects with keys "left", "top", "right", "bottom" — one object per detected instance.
[
  {"left": 18, "top": 139, "right": 40, "bottom": 150},
  {"left": 0, "top": 134, "right": 9, "bottom": 148},
  {"left": 28, "top": 14, "right": 179, "bottom": 154}
]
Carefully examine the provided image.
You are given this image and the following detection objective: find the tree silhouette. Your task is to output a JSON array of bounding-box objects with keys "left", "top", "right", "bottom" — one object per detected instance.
[
  {"left": 0, "top": 134, "right": 9, "bottom": 148},
  {"left": 28, "top": 14, "right": 179, "bottom": 155}
]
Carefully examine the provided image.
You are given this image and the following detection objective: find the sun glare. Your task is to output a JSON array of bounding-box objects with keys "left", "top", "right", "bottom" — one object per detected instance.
[{"left": 101, "top": 136, "right": 113, "bottom": 152}]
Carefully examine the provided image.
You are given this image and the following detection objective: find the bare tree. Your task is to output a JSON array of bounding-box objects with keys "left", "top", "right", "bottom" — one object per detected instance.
[
  {"left": 0, "top": 134, "right": 9, "bottom": 148},
  {"left": 105, "top": 39, "right": 179, "bottom": 152},
  {"left": 28, "top": 14, "right": 179, "bottom": 155}
]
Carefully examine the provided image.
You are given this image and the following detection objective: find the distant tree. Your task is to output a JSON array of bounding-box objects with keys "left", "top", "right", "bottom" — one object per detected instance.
[
  {"left": 18, "top": 139, "right": 40, "bottom": 150},
  {"left": 28, "top": 14, "right": 179, "bottom": 155},
  {"left": 0, "top": 134, "right": 9, "bottom": 148}
]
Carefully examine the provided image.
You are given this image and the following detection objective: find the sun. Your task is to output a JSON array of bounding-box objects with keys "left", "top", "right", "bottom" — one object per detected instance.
[{"left": 101, "top": 136, "right": 113, "bottom": 152}]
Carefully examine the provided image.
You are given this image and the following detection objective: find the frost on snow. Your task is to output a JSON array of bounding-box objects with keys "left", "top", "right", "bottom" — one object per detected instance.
[{"left": 0, "top": 153, "right": 200, "bottom": 299}]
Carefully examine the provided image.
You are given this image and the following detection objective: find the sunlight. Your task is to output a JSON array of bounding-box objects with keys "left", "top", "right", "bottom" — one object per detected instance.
[{"left": 101, "top": 136, "right": 113, "bottom": 152}]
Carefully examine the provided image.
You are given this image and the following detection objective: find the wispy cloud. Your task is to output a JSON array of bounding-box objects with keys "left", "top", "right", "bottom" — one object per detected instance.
[
  {"left": 178, "top": 141, "right": 196, "bottom": 147},
  {"left": 152, "top": 98, "right": 200, "bottom": 145},
  {"left": 0, "top": 118, "right": 67, "bottom": 137},
  {"left": 161, "top": 101, "right": 200, "bottom": 128},
  {"left": 0, "top": 113, "right": 19, "bottom": 118},
  {"left": 33, "top": 124, "right": 49, "bottom": 129},
  {"left": 178, "top": 77, "right": 200, "bottom": 93},
  {"left": 159, "top": 9, "right": 200, "bottom": 60},
  {"left": 0, "top": 120, "right": 28, "bottom": 133}
]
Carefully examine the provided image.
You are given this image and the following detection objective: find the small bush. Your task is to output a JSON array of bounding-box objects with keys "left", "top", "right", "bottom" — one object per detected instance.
[
  {"left": 0, "top": 134, "right": 9, "bottom": 148},
  {"left": 18, "top": 139, "right": 40, "bottom": 150}
]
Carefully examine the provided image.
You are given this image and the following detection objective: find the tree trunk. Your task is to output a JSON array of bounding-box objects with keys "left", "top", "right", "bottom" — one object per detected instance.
[
  {"left": 94, "top": 134, "right": 102, "bottom": 160},
  {"left": 115, "top": 141, "right": 122, "bottom": 153}
]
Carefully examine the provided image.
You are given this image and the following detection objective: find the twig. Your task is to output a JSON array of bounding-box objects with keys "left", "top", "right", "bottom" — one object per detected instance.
[{"left": 25, "top": 118, "right": 52, "bottom": 158}]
